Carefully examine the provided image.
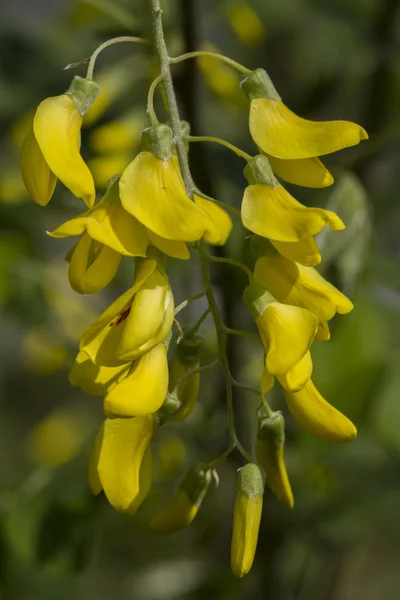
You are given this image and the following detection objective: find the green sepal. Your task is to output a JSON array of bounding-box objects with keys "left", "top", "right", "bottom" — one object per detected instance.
[
  {"left": 141, "top": 124, "right": 173, "bottom": 161},
  {"left": 237, "top": 463, "right": 264, "bottom": 498},
  {"left": 257, "top": 412, "right": 285, "bottom": 448},
  {"left": 175, "top": 331, "right": 202, "bottom": 367},
  {"left": 146, "top": 245, "right": 167, "bottom": 270},
  {"left": 243, "top": 284, "right": 275, "bottom": 319},
  {"left": 181, "top": 464, "right": 212, "bottom": 506},
  {"left": 240, "top": 68, "right": 280, "bottom": 102},
  {"left": 156, "top": 391, "right": 182, "bottom": 423},
  {"left": 66, "top": 76, "right": 100, "bottom": 116},
  {"left": 244, "top": 155, "right": 277, "bottom": 187},
  {"left": 102, "top": 174, "right": 122, "bottom": 207}
]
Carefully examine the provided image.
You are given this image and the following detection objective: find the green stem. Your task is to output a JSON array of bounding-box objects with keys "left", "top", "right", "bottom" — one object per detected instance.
[
  {"left": 186, "top": 307, "right": 211, "bottom": 335},
  {"left": 86, "top": 36, "right": 149, "bottom": 80},
  {"left": 174, "top": 359, "right": 218, "bottom": 393},
  {"left": 149, "top": 0, "right": 252, "bottom": 465},
  {"left": 206, "top": 254, "right": 253, "bottom": 281},
  {"left": 188, "top": 135, "right": 253, "bottom": 162},
  {"left": 147, "top": 74, "right": 164, "bottom": 124},
  {"left": 169, "top": 50, "right": 251, "bottom": 75},
  {"left": 231, "top": 379, "right": 273, "bottom": 418},
  {"left": 224, "top": 327, "right": 263, "bottom": 346},
  {"left": 174, "top": 291, "right": 205, "bottom": 315}
]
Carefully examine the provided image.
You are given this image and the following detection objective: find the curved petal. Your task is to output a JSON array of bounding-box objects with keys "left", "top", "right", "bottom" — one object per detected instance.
[
  {"left": 20, "top": 128, "right": 57, "bottom": 206},
  {"left": 256, "top": 440, "right": 293, "bottom": 509},
  {"left": 271, "top": 238, "right": 321, "bottom": 267},
  {"left": 69, "top": 351, "right": 130, "bottom": 396},
  {"left": 47, "top": 214, "right": 88, "bottom": 238},
  {"left": 277, "top": 351, "right": 313, "bottom": 393},
  {"left": 257, "top": 303, "right": 318, "bottom": 375},
  {"left": 104, "top": 344, "right": 169, "bottom": 417},
  {"left": 96, "top": 415, "right": 155, "bottom": 512},
  {"left": 68, "top": 233, "right": 121, "bottom": 294},
  {"left": 261, "top": 367, "right": 275, "bottom": 394},
  {"left": 254, "top": 255, "right": 353, "bottom": 323},
  {"left": 284, "top": 380, "right": 357, "bottom": 442},
  {"left": 119, "top": 152, "right": 209, "bottom": 241},
  {"left": 194, "top": 195, "right": 233, "bottom": 245},
  {"left": 315, "top": 321, "right": 330, "bottom": 341},
  {"left": 88, "top": 424, "right": 104, "bottom": 495},
  {"left": 242, "top": 183, "right": 344, "bottom": 242},
  {"left": 267, "top": 155, "right": 333, "bottom": 188},
  {"left": 250, "top": 98, "right": 368, "bottom": 160},
  {"left": 79, "top": 259, "right": 156, "bottom": 366},
  {"left": 87, "top": 204, "right": 149, "bottom": 257},
  {"left": 34, "top": 95, "right": 95, "bottom": 207},
  {"left": 125, "top": 446, "right": 153, "bottom": 516},
  {"left": 148, "top": 230, "right": 190, "bottom": 260}
]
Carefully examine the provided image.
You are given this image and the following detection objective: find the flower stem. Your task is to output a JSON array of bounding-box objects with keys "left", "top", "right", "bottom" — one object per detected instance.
[
  {"left": 169, "top": 51, "right": 251, "bottom": 75},
  {"left": 147, "top": 74, "right": 164, "bottom": 125},
  {"left": 224, "top": 327, "right": 263, "bottom": 346},
  {"left": 193, "top": 187, "right": 241, "bottom": 217},
  {"left": 86, "top": 36, "right": 149, "bottom": 80},
  {"left": 188, "top": 135, "right": 253, "bottom": 162},
  {"left": 186, "top": 307, "right": 211, "bottom": 336},
  {"left": 148, "top": 0, "right": 252, "bottom": 465},
  {"left": 206, "top": 254, "right": 253, "bottom": 282},
  {"left": 174, "top": 291, "right": 205, "bottom": 315}
]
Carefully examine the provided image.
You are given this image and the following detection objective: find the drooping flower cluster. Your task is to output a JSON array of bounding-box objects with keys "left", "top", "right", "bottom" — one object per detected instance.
[{"left": 20, "top": 32, "right": 367, "bottom": 578}]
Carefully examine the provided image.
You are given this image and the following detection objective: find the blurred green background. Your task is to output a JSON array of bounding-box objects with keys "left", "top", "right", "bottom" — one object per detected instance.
[{"left": 1, "top": 0, "right": 400, "bottom": 598}]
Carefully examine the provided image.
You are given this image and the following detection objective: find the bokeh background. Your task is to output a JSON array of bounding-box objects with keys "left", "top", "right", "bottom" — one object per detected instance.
[{"left": 1, "top": 0, "right": 400, "bottom": 598}]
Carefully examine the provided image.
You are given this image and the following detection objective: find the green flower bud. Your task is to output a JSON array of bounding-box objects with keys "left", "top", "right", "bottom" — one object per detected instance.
[
  {"left": 243, "top": 284, "right": 275, "bottom": 319},
  {"left": 66, "top": 76, "right": 100, "bottom": 116},
  {"left": 244, "top": 154, "right": 277, "bottom": 187},
  {"left": 240, "top": 68, "right": 281, "bottom": 102},
  {"left": 141, "top": 124, "right": 173, "bottom": 161}
]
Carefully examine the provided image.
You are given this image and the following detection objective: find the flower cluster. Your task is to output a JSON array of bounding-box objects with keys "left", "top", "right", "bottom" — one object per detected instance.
[{"left": 20, "top": 25, "right": 367, "bottom": 578}]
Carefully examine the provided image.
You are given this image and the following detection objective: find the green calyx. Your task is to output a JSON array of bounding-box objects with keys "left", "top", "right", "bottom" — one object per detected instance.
[
  {"left": 102, "top": 175, "right": 122, "bottom": 206},
  {"left": 240, "top": 68, "right": 280, "bottom": 102},
  {"left": 237, "top": 463, "right": 264, "bottom": 498},
  {"left": 182, "top": 464, "right": 213, "bottom": 506},
  {"left": 146, "top": 245, "right": 167, "bottom": 270},
  {"left": 156, "top": 391, "right": 182, "bottom": 423},
  {"left": 243, "top": 284, "right": 275, "bottom": 319},
  {"left": 258, "top": 412, "right": 285, "bottom": 448},
  {"left": 66, "top": 76, "right": 100, "bottom": 116},
  {"left": 244, "top": 155, "right": 277, "bottom": 187},
  {"left": 141, "top": 124, "right": 173, "bottom": 161},
  {"left": 175, "top": 332, "right": 202, "bottom": 367}
]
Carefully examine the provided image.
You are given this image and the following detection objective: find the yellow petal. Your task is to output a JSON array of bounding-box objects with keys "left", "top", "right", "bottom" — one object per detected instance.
[
  {"left": 284, "top": 380, "right": 357, "bottom": 442},
  {"left": 315, "top": 321, "right": 330, "bottom": 341},
  {"left": 271, "top": 237, "right": 321, "bottom": 267},
  {"left": 194, "top": 195, "right": 233, "bottom": 245},
  {"left": 96, "top": 415, "right": 155, "bottom": 512},
  {"left": 242, "top": 183, "right": 344, "bottom": 242},
  {"left": 249, "top": 98, "right": 368, "bottom": 160},
  {"left": 148, "top": 230, "right": 190, "bottom": 260},
  {"left": 20, "top": 128, "right": 57, "bottom": 206},
  {"left": 104, "top": 344, "right": 169, "bottom": 417},
  {"left": 68, "top": 233, "right": 121, "bottom": 294},
  {"left": 150, "top": 490, "right": 199, "bottom": 533},
  {"left": 88, "top": 424, "right": 104, "bottom": 495},
  {"left": 277, "top": 351, "right": 313, "bottom": 393},
  {"left": 257, "top": 303, "right": 318, "bottom": 375},
  {"left": 117, "top": 273, "right": 174, "bottom": 361},
  {"left": 125, "top": 445, "right": 153, "bottom": 516},
  {"left": 69, "top": 351, "right": 130, "bottom": 396},
  {"left": 33, "top": 95, "right": 95, "bottom": 207},
  {"left": 119, "top": 152, "right": 209, "bottom": 242},
  {"left": 47, "top": 214, "right": 88, "bottom": 238},
  {"left": 261, "top": 368, "right": 275, "bottom": 394},
  {"left": 80, "top": 259, "right": 156, "bottom": 366},
  {"left": 267, "top": 155, "right": 333, "bottom": 188},
  {"left": 254, "top": 255, "right": 353, "bottom": 323}
]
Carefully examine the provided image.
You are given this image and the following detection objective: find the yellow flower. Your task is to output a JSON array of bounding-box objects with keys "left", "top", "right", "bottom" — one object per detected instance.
[
  {"left": 69, "top": 351, "right": 131, "bottom": 396},
  {"left": 150, "top": 465, "right": 212, "bottom": 533},
  {"left": 276, "top": 351, "right": 313, "bottom": 393},
  {"left": 104, "top": 343, "right": 169, "bottom": 417},
  {"left": 119, "top": 124, "right": 231, "bottom": 244},
  {"left": 89, "top": 415, "right": 155, "bottom": 514},
  {"left": 20, "top": 76, "right": 100, "bottom": 207},
  {"left": 256, "top": 412, "right": 293, "bottom": 508},
  {"left": 244, "top": 284, "right": 318, "bottom": 376},
  {"left": 242, "top": 69, "right": 368, "bottom": 160},
  {"left": 227, "top": 3, "right": 265, "bottom": 46},
  {"left": 242, "top": 156, "right": 344, "bottom": 243},
  {"left": 267, "top": 155, "right": 334, "bottom": 189},
  {"left": 168, "top": 334, "right": 201, "bottom": 421},
  {"left": 80, "top": 259, "right": 174, "bottom": 366},
  {"left": 231, "top": 463, "right": 263, "bottom": 578},
  {"left": 284, "top": 379, "right": 357, "bottom": 443},
  {"left": 254, "top": 251, "right": 353, "bottom": 337}
]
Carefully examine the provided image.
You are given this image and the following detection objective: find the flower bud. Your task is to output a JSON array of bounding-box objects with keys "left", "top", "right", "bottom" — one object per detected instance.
[
  {"left": 256, "top": 412, "right": 294, "bottom": 508},
  {"left": 150, "top": 464, "right": 212, "bottom": 533},
  {"left": 231, "top": 463, "right": 264, "bottom": 577},
  {"left": 141, "top": 124, "right": 173, "bottom": 161},
  {"left": 66, "top": 76, "right": 100, "bottom": 116},
  {"left": 241, "top": 68, "right": 280, "bottom": 102}
]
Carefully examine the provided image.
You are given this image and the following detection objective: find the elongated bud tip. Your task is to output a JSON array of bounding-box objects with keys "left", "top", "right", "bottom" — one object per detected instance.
[
  {"left": 244, "top": 154, "right": 277, "bottom": 187},
  {"left": 231, "top": 463, "right": 264, "bottom": 577},
  {"left": 243, "top": 284, "right": 275, "bottom": 319},
  {"left": 240, "top": 68, "right": 280, "bottom": 102},
  {"left": 141, "top": 124, "right": 173, "bottom": 161},
  {"left": 66, "top": 75, "right": 100, "bottom": 116}
]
